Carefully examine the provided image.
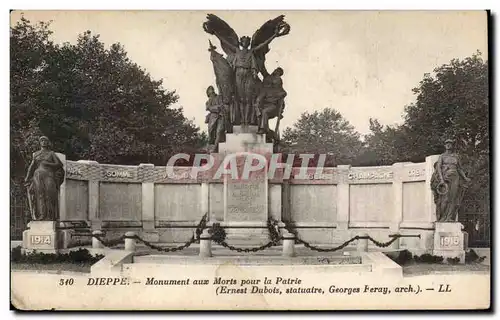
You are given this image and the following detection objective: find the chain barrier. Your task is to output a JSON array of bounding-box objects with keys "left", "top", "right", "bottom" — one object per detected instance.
[
  {"left": 295, "top": 236, "right": 362, "bottom": 253},
  {"left": 84, "top": 213, "right": 208, "bottom": 252},
  {"left": 92, "top": 234, "right": 126, "bottom": 248},
  {"left": 133, "top": 235, "right": 197, "bottom": 253},
  {"left": 364, "top": 236, "right": 400, "bottom": 248},
  {"left": 130, "top": 213, "right": 209, "bottom": 253},
  {"left": 68, "top": 232, "right": 93, "bottom": 248},
  {"left": 211, "top": 218, "right": 281, "bottom": 253},
  {"left": 284, "top": 223, "right": 420, "bottom": 253},
  {"left": 67, "top": 240, "right": 93, "bottom": 248},
  {"left": 69, "top": 215, "right": 420, "bottom": 254}
]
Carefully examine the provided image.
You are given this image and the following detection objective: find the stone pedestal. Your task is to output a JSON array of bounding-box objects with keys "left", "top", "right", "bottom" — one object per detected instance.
[
  {"left": 124, "top": 231, "right": 137, "bottom": 251},
  {"left": 221, "top": 222, "right": 271, "bottom": 245},
  {"left": 219, "top": 126, "right": 274, "bottom": 245},
  {"left": 433, "top": 222, "right": 465, "bottom": 263},
  {"left": 357, "top": 233, "right": 369, "bottom": 252},
  {"left": 199, "top": 229, "right": 212, "bottom": 258},
  {"left": 218, "top": 125, "right": 273, "bottom": 154},
  {"left": 92, "top": 230, "right": 105, "bottom": 249},
  {"left": 282, "top": 230, "right": 296, "bottom": 257},
  {"left": 22, "top": 221, "right": 59, "bottom": 253}
]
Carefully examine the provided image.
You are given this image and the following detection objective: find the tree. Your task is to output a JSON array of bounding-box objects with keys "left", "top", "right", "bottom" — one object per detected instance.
[
  {"left": 10, "top": 16, "right": 205, "bottom": 187},
  {"left": 403, "top": 51, "right": 488, "bottom": 162},
  {"left": 360, "top": 52, "right": 489, "bottom": 222},
  {"left": 281, "top": 108, "right": 363, "bottom": 165},
  {"left": 354, "top": 119, "right": 403, "bottom": 166},
  {"left": 402, "top": 51, "right": 489, "bottom": 221},
  {"left": 360, "top": 52, "right": 488, "bottom": 165}
]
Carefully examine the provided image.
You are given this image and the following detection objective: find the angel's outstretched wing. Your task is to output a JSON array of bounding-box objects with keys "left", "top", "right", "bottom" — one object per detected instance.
[
  {"left": 203, "top": 14, "right": 239, "bottom": 57},
  {"left": 209, "top": 42, "right": 235, "bottom": 102},
  {"left": 251, "top": 15, "right": 290, "bottom": 77}
]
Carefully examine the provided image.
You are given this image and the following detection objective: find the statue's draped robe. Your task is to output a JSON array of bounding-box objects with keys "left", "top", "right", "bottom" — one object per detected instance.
[
  {"left": 231, "top": 49, "right": 259, "bottom": 103},
  {"left": 28, "top": 150, "right": 63, "bottom": 220},
  {"left": 206, "top": 94, "right": 226, "bottom": 145},
  {"left": 431, "top": 153, "right": 465, "bottom": 222}
]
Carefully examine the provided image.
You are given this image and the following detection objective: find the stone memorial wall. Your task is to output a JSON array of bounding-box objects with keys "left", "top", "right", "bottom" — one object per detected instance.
[{"left": 57, "top": 155, "right": 440, "bottom": 252}]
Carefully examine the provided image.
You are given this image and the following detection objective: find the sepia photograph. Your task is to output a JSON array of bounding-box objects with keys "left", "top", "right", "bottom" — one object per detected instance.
[{"left": 9, "top": 9, "right": 490, "bottom": 310}]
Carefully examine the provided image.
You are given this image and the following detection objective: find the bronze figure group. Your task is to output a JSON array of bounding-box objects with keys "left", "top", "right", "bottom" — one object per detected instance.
[{"left": 203, "top": 14, "right": 290, "bottom": 151}]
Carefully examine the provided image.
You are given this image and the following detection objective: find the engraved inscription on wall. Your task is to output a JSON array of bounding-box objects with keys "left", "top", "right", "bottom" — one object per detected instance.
[
  {"left": 30, "top": 235, "right": 52, "bottom": 246},
  {"left": 348, "top": 171, "right": 393, "bottom": 180},
  {"left": 225, "top": 181, "right": 267, "bottom": 221},
  {"left": 436, "top": 232, "right": 462, "bottom": 250},
  {"left": 66, "top": 167, "right": 83, "bottom": 177}
]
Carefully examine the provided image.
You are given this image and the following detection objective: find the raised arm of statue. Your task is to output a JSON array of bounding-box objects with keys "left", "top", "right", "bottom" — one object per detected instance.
[{"left": 252, "top": 30, "right": 279, "bottom": 52}]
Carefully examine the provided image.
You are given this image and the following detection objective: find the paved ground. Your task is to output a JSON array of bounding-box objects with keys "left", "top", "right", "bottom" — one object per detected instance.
[{"left": 133, "top": 244, "right": 362, "bottom": 257}]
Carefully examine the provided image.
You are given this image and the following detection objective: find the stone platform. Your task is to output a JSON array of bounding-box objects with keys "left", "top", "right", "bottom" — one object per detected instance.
[
  {"left": 433, "top": 222, "right": 466, "bottom": 263},
  {"left": 134, "top": 252, "right": 362, "bottom": 266},
  {"left": 92, "top": 249, "right": 402, "bottom": 279},
  {"left": 218, "top": 125, "right": 273, "bottom": 154},
  {"left": 214, "top": 125, "right": 274, "bottom": 244},
  {"left": 22, "top": 221, "right": 60, "bottom": 253}
]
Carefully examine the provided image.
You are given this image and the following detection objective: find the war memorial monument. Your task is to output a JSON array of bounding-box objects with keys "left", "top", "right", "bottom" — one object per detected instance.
[
  {"left": 20, "top": 13, "right": 472, "bottom": 275},
  {"left": 23, "top": 14, "right": 469, "bottom": 261}
]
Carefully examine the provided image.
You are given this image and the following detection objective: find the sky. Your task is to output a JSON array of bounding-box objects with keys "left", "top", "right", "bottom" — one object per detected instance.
[{"left": 10, "top": 10, "right": 488, "bottom": 135}]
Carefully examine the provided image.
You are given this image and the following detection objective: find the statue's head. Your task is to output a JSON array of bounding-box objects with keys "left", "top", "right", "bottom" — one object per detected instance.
[
  {"left": 206, "top": 85, "right": 215, "bottom": 97},
  {"left": 444, "top": 138, "right": 454, "bottom": 151},
  {"left": 239, "top": 36, "right": 251, "bottom": 48},
  {"left": 39, "top": 136, "right": 50, "bottom": 148},
  {"left": 272, "top": 67, "right": 284, "bottom": 77}
]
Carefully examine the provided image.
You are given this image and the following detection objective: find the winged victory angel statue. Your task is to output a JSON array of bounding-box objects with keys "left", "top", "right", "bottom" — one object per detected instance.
[{"left": 203, "top": 14, "right": 290, "bottom": 132}]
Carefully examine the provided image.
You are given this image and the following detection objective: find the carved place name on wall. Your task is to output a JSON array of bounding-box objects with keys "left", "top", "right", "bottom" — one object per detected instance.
[
  {"left": 227, "top": 182, "right": 265, "bottom": 215},
  {"left": 347, "top": 171, "right": 393, "bottom": 180},
  {"left": 227, "top": 204, "right": 265, "bottom": 214},
  {"left": 292, "top": 173, "right": 334, "bottom": 180},
  {"left": 103, "top": 170, "right": 133, "bottom": 179},
  {"left": 66, "top": 167, "right": 83, "bottom": 176},
  {"left": 229, "top": 183, "right": 263, "bottom": 202},
  {"left": 408, "top": 168, "right": 425, "bottom": 177},
  {"left": 162, "top": 170, "right": 192, "bottom": 180}
]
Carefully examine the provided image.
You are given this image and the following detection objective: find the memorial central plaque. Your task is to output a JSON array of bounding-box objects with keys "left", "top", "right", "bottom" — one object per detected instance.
[{"left": 224, "top": 154, "right": 268, "bottom": 222}]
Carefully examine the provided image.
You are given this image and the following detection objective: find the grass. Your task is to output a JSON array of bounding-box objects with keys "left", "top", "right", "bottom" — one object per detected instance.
[
  {"left": 11, "top": 262, "right": 93, "bottom": 273},
  {"left": 10, "top": 246, "right": 102, "bottom": 274},
  {"left": 402, "top": 261, "right": 490, "bottom": 276},
  {"left": 385, "top": 249, "right": 491, "bottom": 276}
]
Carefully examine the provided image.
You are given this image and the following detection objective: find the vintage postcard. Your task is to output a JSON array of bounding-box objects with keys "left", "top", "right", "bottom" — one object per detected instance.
[{"left": 10, "top": 10, "right": 490, "bottom": 310}]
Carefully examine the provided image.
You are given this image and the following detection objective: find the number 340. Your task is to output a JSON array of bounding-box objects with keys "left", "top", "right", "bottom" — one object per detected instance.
[{"left": 59, "top": 278, "right": 74, "bottom": 286}]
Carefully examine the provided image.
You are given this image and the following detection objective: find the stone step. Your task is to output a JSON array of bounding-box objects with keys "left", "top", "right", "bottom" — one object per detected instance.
[
  {"left": 224, "top": 229, "right": 271, "bottom": 246},
  {"left": 232, "top": 125, "right": 259, "bottom": 134},
  {"left": 225, "top": 133, "right": 266, "bottom": 144},
  {"left": 133, "top": 254, "right": 364, "bottom": 266}
]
